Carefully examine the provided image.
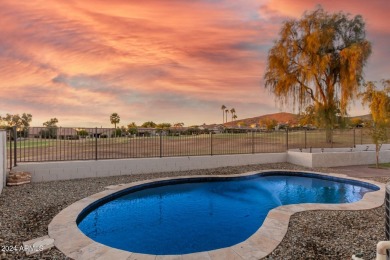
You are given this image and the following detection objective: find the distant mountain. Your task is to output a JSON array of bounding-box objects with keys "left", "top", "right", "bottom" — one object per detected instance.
[
  {"left": 221, "top": 112, "right": 372, "bottom": 128},
  {"left": 223, "top": 112, "right": 299, "bottom": 127},
  {"left": 348, "top": 114, "right": 372, "bottom": 121}
]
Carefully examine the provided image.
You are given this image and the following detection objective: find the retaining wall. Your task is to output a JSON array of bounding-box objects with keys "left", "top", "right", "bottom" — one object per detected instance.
[
  {"left": 287, "top": 149, "right": 390, "bottom": 168},
  {"left": 14, "top": 153, "right": 287, "bottom": 182},
  {"left": 0, "top": 131, "right": 6, "bottom": 194}
]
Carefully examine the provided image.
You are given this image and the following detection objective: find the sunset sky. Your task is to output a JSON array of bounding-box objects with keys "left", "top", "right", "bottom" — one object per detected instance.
[{"left": 0, "top": 0, "right": 389, "bottom": 127}]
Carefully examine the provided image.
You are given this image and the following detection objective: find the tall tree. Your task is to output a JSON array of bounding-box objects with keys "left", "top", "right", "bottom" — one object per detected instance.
[
  {"left": 127, "top": 122, "right": 137, "bottom": 128},
  {"left": 221, "top": 105, "right": 226, "bottom": 124},
  {"left": 225, "top": 109, "right": 229, "bottom": 124},
  {"left": 1, "top": 113, "right": 32, "bottom": 137},
  {"left": 110, "top": 113, "right": 120, "bottom": 137},
  {"left": 2, "top": 114, "right": 19, "bottom": 128},
  {"left": 299, "top": 105, "right": 317, "bottom": 127},
  {"left": 349, "top": 118, "right": 364, "bottom": 128},
  {"left": 141, "top": 121, "right": 157, "bottom": 128},
  {"left": 20, "top": 113, "right": 32, "bottom": 129},
  {"left": 43, "top": 118, "right": 58, "bottom": 127},
  {"left": 264, "top": 7, "right": 371, "bottom": 142},
  {"left": 230, "top": 108, "right": 236, "bottom": 121},
  {"left": 110, "top": 113, "right": 120, "bottom": 129},
  {"left": 2, "top": 113, "right": 32, "bottom": 130},
  {"left": 156, "top": 123, "right": 172, "bottom": 129},
  {"left": 260, "top": 118, "right": 278, "bottom": 130},
  {"left": 42, "top": 118, "right": 59, "bottom": 138},
  {"left": 127, "top": 122, "right": 138, "bottom": 135},
  {"left": 359, "top": 80, "right": 390, "bottom": 168},
  {"left": 233, "top": 114, "right": 237, "bottom": 121}
]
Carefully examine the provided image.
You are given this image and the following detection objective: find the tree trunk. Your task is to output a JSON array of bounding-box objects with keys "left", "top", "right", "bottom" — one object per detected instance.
[
  {"left": 323, "top": 109, "right": 334, "bottom": 144},
  {"left": 376, "top": 144, "right": 380, "bottom": 168},
  {"left": 325, "top": 128, "right": 332, "bottom": 144}
]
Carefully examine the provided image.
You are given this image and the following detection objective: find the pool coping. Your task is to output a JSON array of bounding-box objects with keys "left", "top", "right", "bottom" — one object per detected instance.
[{"left": 48, "top": 170, "right": 385, "bottom": 260}]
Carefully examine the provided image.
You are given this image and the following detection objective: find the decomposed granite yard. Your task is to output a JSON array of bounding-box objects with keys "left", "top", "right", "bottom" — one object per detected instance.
[{"left": 0, "top": 162, "right": 388, "bottom": 260}]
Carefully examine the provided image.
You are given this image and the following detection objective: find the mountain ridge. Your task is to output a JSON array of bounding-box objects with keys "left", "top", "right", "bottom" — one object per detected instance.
[
  {"left": 221, "top": 112, "right": 372, "bottom": 127},
  {"left": 223, "top": 112, "right": 298, "bottom": 127}
]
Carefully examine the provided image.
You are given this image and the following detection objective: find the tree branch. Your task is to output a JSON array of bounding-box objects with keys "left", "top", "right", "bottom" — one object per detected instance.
[
  {"left": 314, "top": 75, "right": 327, "bottom": 103},
  {"left": 296, "top": 78, "right": 319, "bottom": 103}
]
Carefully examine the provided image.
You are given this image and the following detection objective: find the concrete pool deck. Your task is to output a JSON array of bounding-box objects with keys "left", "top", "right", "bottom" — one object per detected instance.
[
  {"left": 331, "top": 165, "right": 390, "bottom": 178},
  {"left": 48, "top": 170, "right": 386, "bottom": 260}
]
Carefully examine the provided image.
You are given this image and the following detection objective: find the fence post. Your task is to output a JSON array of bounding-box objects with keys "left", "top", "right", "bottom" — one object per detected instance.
[
  {"left": 353, "top": 128, "right": 356, "bottom": 147},
  {"left": 58, "top": 126, "right": 61, "bottom": 160},
  {"left": 210, "top": 132, "right": 213, "bottom": 156},
  {"left": 286, "top": 128, "right": 289, "bottom": 151},
  {"left": 304, "top": 129, "right": 307, "bottom": 149},
  {"left": 13, "top": 126, "right": 17, "bottom": 167},
  {"left": 252, "top": 131, "right": 254, "bottom": 154},
  {"left": 9, "top": 131, "right": 12, "bottom": 170},
  {"left": 160, "top": 133, "right": 162, "bottom": 158},
  {"left": 95, "top": 127, "right": 98, "bottom": 160}
]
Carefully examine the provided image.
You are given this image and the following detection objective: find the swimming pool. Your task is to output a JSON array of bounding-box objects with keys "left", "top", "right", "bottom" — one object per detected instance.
[{"left": 76, "top": 171, "right": 379, "bottom": 255}]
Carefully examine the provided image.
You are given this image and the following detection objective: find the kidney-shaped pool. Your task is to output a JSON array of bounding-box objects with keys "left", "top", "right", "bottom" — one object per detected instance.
[{"left": 76, "top": 172, "right": 379, "bottom": 255}]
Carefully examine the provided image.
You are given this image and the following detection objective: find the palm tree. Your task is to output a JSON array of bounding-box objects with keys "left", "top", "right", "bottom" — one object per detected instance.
[
  {"left": 221, "top": 105, "right": 226, "bottom": 124},
  {"left": 233, "top": 114, "right": 237, "bottom": 121},
  {"left": 110, "top": 113, "right": 120, "bottom": 137},
  {"left": 225, "top": 109, "right": 229, "bottom": 124},
  {"left": 230, "top": 108, "right": 236, "bottom": 121}
]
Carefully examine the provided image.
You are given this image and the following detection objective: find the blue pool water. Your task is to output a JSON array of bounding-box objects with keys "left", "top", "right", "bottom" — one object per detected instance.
[{"left": 77, "top": 172, "right": 378, "bottom": 255}]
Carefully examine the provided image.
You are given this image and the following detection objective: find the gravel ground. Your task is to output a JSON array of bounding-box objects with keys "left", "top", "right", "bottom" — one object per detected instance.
[{"left": 0, "top": 163, "right": 387, "bottom": 260}]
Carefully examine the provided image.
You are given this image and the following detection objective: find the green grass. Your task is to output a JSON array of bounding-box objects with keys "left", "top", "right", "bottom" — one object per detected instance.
[
  {"left": 368, "top": 162, "right": 390, "bottom": 169},
  {"left": 381, "top": 163, "right": 390, "bottom": 168},
  {"left": 6, "top": 140, "right": 55, "bottom": 148}
]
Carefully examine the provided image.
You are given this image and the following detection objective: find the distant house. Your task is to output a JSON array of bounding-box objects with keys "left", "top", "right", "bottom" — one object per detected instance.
[
  {"left": 171, "top": 126, "right": 189, "bottom": 133},
  {"left": 28, "top": 127, "right": 44, "bottom": 138},
  {"left": 27, "top": 127, "right": 79, "bottom": 139},
  {"left": 275, "top": 123, "right": 288, "bottom": 131},
  {"left": 100, "top": 128, "right": 116, "bottom": 138},
  {"left": 201, "top": 124, "right": 225, "bottom": 134},
  {"left": 302, "top": 124, "right": 317, "bottom": 130},
  {"left": 85, "top": 128, "right": 99, "bottom": 138},
  {"left": 137, "top": 128, "right": 157, "bottom": 136},
  {"left": 58, "top": 128, "right": 78, "bottom": 139},
  {"left": 250, "top": 123, "right": 260, "bottom": 129}
]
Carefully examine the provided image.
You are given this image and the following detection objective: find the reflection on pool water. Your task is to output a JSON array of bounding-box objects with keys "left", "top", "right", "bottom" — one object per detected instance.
[{"left": 77, "top": 173, "right": 378, "bottom": 255}]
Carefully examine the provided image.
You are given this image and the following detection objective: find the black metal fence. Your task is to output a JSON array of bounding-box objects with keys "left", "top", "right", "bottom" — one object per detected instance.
[
  {"left": 386, "top": 184, "right": 390, "bottom": 259},
  {"left": 6, "top": 126, "right": 385, "bottom": 169}
]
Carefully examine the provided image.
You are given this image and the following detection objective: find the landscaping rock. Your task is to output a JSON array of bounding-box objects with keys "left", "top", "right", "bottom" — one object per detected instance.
[{"left": 6, "top": 171, "right": 32, "bottom": 186}]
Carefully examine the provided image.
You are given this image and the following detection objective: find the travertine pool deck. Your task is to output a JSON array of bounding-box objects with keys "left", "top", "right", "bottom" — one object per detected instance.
[
  {"left": 48, "top": 170, "right": 385, "bottom": 260},
  {"left": 331, "top": 165, "right": 390, "bottom": 178}
]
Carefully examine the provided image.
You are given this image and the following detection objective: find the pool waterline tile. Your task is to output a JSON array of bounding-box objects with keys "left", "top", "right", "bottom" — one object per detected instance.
[{"left": 48, "top": 169, "right": 385, "bottom": 260}]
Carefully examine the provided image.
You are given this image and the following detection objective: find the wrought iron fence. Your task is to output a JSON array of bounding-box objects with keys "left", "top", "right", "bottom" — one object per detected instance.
[
  {"left": 6, "top": 126, "right": 386, "bottom": 169},
  {"left": 386, "top": 184, "right": 390, "bottom": 259}
]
